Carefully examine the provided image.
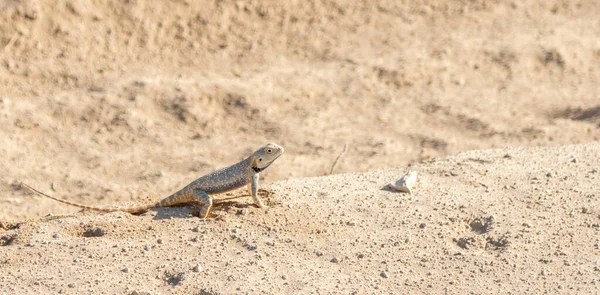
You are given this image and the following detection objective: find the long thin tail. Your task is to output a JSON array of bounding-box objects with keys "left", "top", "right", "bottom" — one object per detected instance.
[{"left": 21, "top": 182, "right": 150, "bottom": 214}]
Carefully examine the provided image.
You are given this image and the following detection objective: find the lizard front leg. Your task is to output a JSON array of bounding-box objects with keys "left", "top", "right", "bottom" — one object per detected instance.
[{"left": 248, "top": 173, "right": 268, "bottom": 208}]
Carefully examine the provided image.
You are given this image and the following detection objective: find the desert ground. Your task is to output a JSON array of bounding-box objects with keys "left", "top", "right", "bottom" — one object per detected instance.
[{"left": 0, "top": 0, "right": 599, "bottom": 294}]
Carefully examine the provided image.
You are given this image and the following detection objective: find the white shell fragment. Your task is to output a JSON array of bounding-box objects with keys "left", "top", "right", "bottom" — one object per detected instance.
[{"left": 387, "top": 170, "right": 418, "bottom": 193}]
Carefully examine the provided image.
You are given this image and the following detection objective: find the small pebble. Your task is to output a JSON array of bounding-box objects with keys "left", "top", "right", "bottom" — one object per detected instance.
[
  {"left": 67, "top": 283, "right": 76, "bottom": 288},
  {"left": 122, "top": 267, "right": 129, "bottom": 273},
  {"left": 237, "top": 208, "right": 249, "bottom": 216},
  {"left": 192, "top": 226, "right": 201, "bottom": 232},
  {"left": 52, "top": 233, "right": 61, "bottom": 239},
  {"left": 157, "top": 239, "right": 163, "bottom": 244},
  {"left": 73, "top": 258, "right": 80, "bottom": 263},
  {"left": 419, "top": 223, "right": 426, "bottom": 229},
  {"left": 316, "top": 251, "right": 323, "bottom": 257},
  {"left": 192, "top": 264, "right": 203, "bottom": 273},
  {"left": 380, "top": 272, "right": 389, "bottom": 279},
  {"left": 330, "top": 257, "right": 339, "bottom": 263},
  {"left": 247, "top": 244, "right": 258, "bottom": 251}
]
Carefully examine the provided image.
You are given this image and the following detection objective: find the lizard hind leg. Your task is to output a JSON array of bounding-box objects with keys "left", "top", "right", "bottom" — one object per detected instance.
[{"left": 192, "top": 188, "right": 213, "bottom": 219}]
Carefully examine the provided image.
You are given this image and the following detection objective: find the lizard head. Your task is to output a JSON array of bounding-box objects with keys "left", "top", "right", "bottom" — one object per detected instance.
[{"left": 251, "top": 143, "right": 284, "bottom": 173}]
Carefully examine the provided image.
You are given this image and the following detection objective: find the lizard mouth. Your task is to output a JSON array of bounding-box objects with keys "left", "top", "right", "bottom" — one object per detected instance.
[{"left": 253, "top": 152, "right": 283, "bottom": 173}]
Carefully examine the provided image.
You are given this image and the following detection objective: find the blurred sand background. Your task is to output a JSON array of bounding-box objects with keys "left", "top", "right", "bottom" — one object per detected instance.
[{"left": 0, "top": 0, "right": 599, "bottom": 294}]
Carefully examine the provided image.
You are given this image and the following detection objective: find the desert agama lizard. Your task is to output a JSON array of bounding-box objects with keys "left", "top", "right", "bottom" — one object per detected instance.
[{"left": 21, "top": 143, "right": 284, "bottom": 218}]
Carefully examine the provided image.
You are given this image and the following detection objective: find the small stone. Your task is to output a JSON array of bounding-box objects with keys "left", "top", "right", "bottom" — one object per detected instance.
[
  {"left": 546, "top": 172, "right": 552, "bottom": 177},
  {"left": 122, "top": 267, "right": 129, "bottom": 273},
  {"left": 571, "top": 158, "right": 577, "bottom": 163},
  {"left": 52, "top": 233, "right": 61, "bottom": 239},
  {"left": 67, "top": 283, "right": 76, "bottom": 288},
  {"left": 157, "top": 239, "right": 163, "bottom": 244},
  {"left": 247, "top": 244, "right": 258, "bottom": 251},
  {"left": 330, "top": 257, "right": 339, "bottom": 263},
  {"left": 316, "top": 251, "right": 323, "bottom": 257},
  {"left": 237, "top": 208, "right": 249, "bottom": 216},
  {"left": 192, "top": 226, "right": 201, "bottom": 232},
  {"left": 144, "top": 245, "right": 151, "bottom": 251},
  {"left": 419, "top": 223, "right": 426, "bottom": 229},
  {"left": 357, "top": 253, "right": 364, "bottom": 259},
  {"left": 192, "top": 264, "right": 203, "bottom": 273},
  {"left": 380, "top": 272, "right": 389, "bottom": 279},
  {"left": 232, "top": 228, "right": 239, "bottom": 234},
  {"left": 191, "top": 236, "right": 199, "bottom": 242},
  {"left": 281, "top": 275, "right": 287, "bottom": 280},
  {"left": 73, "top": 258, "right": 80, "bottom": 263},
  {"left": 346, "top": 221, "right": 356, "bottom": 226}
]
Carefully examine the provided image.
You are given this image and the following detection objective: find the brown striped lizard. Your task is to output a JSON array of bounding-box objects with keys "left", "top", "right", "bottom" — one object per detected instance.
[{"left": 21, "top": 143, "right": 284, "bottom": 219}]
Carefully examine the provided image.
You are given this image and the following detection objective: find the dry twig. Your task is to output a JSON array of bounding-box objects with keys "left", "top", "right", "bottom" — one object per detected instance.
[{"left": 329, "top": 143, "right": 348, "bottom": 175}]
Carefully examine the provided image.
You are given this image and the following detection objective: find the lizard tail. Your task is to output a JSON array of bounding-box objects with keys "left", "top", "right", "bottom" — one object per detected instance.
[{"left": 21, "top": 182, "right": 149, "bottom": 214}]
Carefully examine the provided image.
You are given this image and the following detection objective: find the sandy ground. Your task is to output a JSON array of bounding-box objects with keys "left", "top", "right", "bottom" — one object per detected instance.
[
  {"left": 1, "top": 0, "right": 599, "bottom": 294},
  {"left": 1, "top": 142, "right": 600, "bottom": 294}
]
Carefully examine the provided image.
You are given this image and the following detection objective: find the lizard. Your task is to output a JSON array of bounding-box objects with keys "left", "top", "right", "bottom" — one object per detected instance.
[{"left": 21, "top": 143, "right": 284, "bottom": 219}]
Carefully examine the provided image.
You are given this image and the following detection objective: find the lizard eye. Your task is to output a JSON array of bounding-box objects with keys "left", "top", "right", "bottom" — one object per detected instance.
[{"left": 266, "top": 149, "right": 273, "bottom": 153}]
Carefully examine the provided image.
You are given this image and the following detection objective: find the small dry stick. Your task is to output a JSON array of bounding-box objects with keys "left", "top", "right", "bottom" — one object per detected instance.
[
  {"left": 329, "top": 143, "right": 348, "bottom": 175},
  {"left": 3, "top": 32, "right": 19, "bottom": 53}
]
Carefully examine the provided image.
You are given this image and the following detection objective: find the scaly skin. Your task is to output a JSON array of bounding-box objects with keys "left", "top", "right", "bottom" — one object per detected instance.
[{"left": 22, "top": 143, "right": 284, "bottom": 218}]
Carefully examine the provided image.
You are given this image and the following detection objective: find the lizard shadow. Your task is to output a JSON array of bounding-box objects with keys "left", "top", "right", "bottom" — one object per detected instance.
[
  {"left": 149, "top": 195, "right": 256, "bottom": 220},
  {"left": 149, "top": 190, "right": 275, "bottom": 220}
]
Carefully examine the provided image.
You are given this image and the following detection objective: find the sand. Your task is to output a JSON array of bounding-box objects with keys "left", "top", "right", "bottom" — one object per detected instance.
[{"left": 1, "top": 0, "right": 599, "bottom": 294}]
